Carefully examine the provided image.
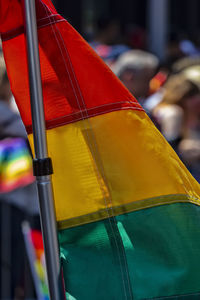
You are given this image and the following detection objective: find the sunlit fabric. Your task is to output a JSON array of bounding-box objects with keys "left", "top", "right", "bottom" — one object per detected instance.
[
  {"left": 1, "top": 0, "right": 200, "bottom": 299},
  {"left": 29, "top": 110, "right": 200, "bottom": 228}
]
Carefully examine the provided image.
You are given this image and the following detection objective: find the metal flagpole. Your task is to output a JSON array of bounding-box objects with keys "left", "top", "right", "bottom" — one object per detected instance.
[{"left": 23, "top": 0, "right": 65, "bottom": 299}]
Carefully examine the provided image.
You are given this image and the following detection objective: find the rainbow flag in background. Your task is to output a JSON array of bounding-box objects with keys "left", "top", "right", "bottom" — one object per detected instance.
[
  {"left": 1, "top": 1, "right": 200, "bottom": 299},
  {"left": 22, "top": 222, "right": 49, "bottom": 300},
  {"left": 0, "top": 138, "right": 34, "bottom": 193}
]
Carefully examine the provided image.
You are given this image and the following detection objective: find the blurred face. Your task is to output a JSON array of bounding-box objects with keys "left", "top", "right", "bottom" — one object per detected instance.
[
  {"left": 182, "top": 93, "right": 200, "bottom": 131},
  {"left": 120, "top": 68, "right": 155, "bottom": 100}
]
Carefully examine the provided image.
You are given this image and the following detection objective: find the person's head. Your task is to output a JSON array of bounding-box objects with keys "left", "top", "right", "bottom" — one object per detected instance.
[
  {"left": 161, "top": 72, "right": 200, "bottom": 117},
  {"left": 113, "top": 50, "right": 159, "bottom": 99},
  {"left": 162, "top": 74, "right": 199, "bottom": 104},
  {"left": 181, "top": 66, "right": 200, "bottom": 116},
  {"left": 0, "top": 54, "right": 11, "bottom": 102},
  {"left": 172, "top": 56, "right": 200, "bottom": 74}
]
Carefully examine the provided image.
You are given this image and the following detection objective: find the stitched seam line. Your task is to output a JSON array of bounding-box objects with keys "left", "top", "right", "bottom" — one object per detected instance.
[
  {"left": 57, "top": 194, "right": 200, "bottom": 229},
  {"left": 26, "top": 106, "right": 144, "bottom": 133},
  {"left": 43, "top": 3, "right": 133, "bottom": 297}
]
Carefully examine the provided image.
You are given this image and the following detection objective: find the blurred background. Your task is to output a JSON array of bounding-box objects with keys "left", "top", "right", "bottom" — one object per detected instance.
[
  {"left": 54, "top": 0, "right": 200, "bottom": 61},
  {"left": 0, "top": 0, "right": 200, "bottom": 299}
]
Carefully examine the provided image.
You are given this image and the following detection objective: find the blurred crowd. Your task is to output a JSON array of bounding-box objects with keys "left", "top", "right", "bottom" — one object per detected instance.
[
  {"left": 89, "top": 18, "right": 200, "bottom": 183},
  {"left": 0, "top": 49, "right": 40, "bottom": 298}
]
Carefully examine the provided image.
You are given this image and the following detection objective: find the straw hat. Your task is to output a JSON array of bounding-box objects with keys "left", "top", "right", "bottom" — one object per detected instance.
[{"left": 182, "top": 65, "right": 200, "bottom": 87}]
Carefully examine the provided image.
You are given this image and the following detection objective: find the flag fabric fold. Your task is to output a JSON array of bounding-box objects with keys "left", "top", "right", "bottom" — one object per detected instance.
[{"left": 1, "top": 1, "right": 200, "bottom": 299}]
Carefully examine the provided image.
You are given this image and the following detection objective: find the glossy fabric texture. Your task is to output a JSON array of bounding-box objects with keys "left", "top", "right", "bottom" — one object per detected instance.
[
  {"left": 29, "top": 110, "right": 200, "bottom": 226},
  {"left": 59, "top": 203, "right": 200, "bottom": 300},
  {"left": 0, "top": 0, "right": 141, "bottom": 132}
]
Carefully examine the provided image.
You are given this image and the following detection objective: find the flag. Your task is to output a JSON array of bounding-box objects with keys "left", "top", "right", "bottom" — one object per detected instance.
[
  {"left": 1, "top": 1, "right": 200, "bottom": 299},
  {"left": 22, "top": 222, "right": 49, "bottom": 300},
  {"left": 0, "top": 138, "right": 34, "bottom": 193}
]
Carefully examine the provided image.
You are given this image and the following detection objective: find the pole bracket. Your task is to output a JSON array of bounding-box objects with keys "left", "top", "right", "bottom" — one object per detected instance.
[{"left": 33, "top": 157, "right": 53, "bottom": 176}]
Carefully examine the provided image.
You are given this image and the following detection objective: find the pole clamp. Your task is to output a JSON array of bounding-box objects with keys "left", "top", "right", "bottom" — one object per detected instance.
[{"left": 33, "top": 158, "right": 53, "bottom": 176}]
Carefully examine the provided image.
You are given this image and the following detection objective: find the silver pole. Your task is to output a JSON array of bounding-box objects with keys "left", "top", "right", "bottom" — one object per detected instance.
[
  {"left": 147, "top": 0, "right": 168, "bottom": 61},
  {"left": 23, "top": 0, "right": 65, "bottom": 299}
]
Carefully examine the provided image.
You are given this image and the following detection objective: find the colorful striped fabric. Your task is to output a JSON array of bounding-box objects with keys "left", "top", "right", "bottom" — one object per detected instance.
[
  {"left": 30, "top": 229, "right": 49, "bottom": 299},
  {"left": 1, "top": 1, "right": 200, "bottom": 299},
  {"left": 22, "top": 222, "right": 49, "bottom": 300},
  {"left": 0, "top": 138, "right": 34, "bottom": 193}
]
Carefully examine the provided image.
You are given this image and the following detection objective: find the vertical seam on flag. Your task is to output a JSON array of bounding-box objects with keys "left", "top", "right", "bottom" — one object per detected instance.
[
  {"left": 39, "top": 0, "right": 86, "bottom": 115},
  {"left": 104, "top": 217, "right": 134, "bottom": 300},
  {"left": 39, "top": 2, "right": 133, "bottom": 298},
  {"left": 80, "top": 129, "right": 134, "bottom": 300},
  {"left": 50, "top": 25, "right": 134, "bottom": 300}
]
